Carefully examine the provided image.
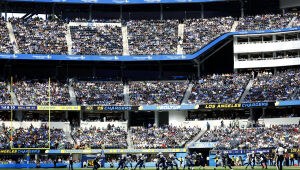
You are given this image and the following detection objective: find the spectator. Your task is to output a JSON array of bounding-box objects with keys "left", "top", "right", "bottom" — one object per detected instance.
[
  {"left": 200, "top": 124, "right": 300, "bottom": 150},
  {"left": 71, "top": 126, "right": 127, "bottom": 149},
  {"left": 13, "top": 80, "right": 71, "bottom": 105},
  {"left": 71, "top": 24, "right": 123, "bottom": 55},
  {"left": 183, "top": 17, "right": 233, "bottom": 54},
  {"left": 129, "top": 81, "right": 188, "bottom": 105},
  {"left": 127, "top": 20, "right": 179, "bottom": 55},
  {"left": 131, "top": 125, "right": 201, "bottom": 149},
  {"left": 11, "top": 17, "right": 68, "bottom": 55},
  {"left": 244, "top": 70, "right": 300, "bottom": 102},
  {"left": 237, "top": 13, "right": 296, "bottom": 31},
  {"left": 189, "top": 73, "right": 250, "bottom": 104},
  {"left": 0, "top": 82, "right": 11, "bottom": 105},
  {"left": 73, "top": 81, "right": 124, "bottom": 106},
  {"left": 0, "top": 17, "right": 14, "bottom": 54}
]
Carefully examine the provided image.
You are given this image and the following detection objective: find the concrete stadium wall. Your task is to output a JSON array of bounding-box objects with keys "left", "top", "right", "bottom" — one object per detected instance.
[
  {"left": 169, "top": 110, "right": 187, "bottom": 126},
  {"left": 80, "top": 121, "right": 128, "bottom": 131},
  {"left": 182, "top": 119, "right": 248, "bottom": 129},
  {"left": 259, "top": 117, "right": 300, "bottom": 127}
]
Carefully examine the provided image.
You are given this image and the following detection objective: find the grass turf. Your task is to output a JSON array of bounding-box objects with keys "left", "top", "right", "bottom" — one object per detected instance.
[{"left": 4, "top": 167, "right": 300, "bottom": 170}]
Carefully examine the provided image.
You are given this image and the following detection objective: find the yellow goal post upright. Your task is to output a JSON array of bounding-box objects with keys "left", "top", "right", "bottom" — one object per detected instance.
[{"left": 10, "top": 76, "right": 51, "bottom": 150}]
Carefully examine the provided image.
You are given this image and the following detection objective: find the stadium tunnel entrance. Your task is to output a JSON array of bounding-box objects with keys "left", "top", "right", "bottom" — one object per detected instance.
[
  {"left": 189, "top": 148, "right": 210, "bottom": 166},
  {"left": 128, "top": 111, "right": 169, "bottom": 128},
  {"left": 129, "top": 111, "right": 155, "bottom": 127}
]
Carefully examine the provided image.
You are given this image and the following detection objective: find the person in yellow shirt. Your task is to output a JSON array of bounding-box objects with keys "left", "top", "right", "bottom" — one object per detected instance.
[
  {"left": 290, "top": 153, "right": 294, "bottom": 166},
  {"left": 231, "top": 156, "right": 235, "bottom": 166}
]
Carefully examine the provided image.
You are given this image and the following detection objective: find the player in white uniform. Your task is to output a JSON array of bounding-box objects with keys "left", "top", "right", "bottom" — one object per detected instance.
[
  {"left": 168, "top": 153, "right": 179, "bottom": 170},
  {"left": 244, "top": 152, "right": 252, "bottom": 169},
  {"left": 184, "top": 153, "right": 193, "bottom": 170},
  {"left": 125, "top": 154, "right": 133, "bottom": 170},
  {"left": 215, "top": 151, "right": 222, "bottom": 168}
]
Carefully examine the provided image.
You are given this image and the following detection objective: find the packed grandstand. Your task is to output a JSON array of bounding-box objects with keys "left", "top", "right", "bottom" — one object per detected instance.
[
  {"left": 0, "top": 0, "right": 299, "bottom": 169},
  {"left": 0, "top": 13, "right": 300, "bottom": 55}
]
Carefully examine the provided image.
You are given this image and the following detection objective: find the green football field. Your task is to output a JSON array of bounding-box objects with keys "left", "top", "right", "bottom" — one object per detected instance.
[{"left": 5, "top": 167, "right": 300, "bottom": 170}]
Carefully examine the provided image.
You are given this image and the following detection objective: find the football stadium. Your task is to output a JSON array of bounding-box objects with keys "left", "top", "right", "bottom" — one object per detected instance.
[{"left": 0, "top": 0, "right": 299, "bottom": 169}]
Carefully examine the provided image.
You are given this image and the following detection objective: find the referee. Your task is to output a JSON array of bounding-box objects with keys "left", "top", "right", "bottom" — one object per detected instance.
[
  {"left": 69, "top": 153, "right": 74, "bottom": 170},
  {"left": 276, "top": 143, "right": 284, "bottom": 170}
]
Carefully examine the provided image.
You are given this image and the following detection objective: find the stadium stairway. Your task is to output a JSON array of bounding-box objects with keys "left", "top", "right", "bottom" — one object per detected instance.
[
  {"left": 1, "top": 126, "right": 10, "bottom": 142},
  {"left": 177, "top": 24, "right": 185, "bottom": 55},
  {"left": 6, "top": 22, "right": 20, "bottom": 54},
  {"left": 287, "top": 16, "right": 297, "bottom": 28},
  {"left": 291, "top": 89, "right": 299, "bottom": 100},
  {"left": 124, "top": 84, "right": 130, "bottom": 105},
  {"left": 230, "top": 21, "right": 239, "bottom": 32},
  {"left": 65, "top": 23, "right": 73, "bottom": 55},
  {"left": 184, "top": 129, "right": 207, "bottom": 150},
  {"left": 68, "top": 85, "right": 77, "bottom": 105},
  {"left": 122, "top": 25, "right": 130, "bottom": 56},
  {"left": 7, "top": 83, "right": 19, "bottom": 105},
  {"left": 238, "top": 79, "right": 254, "bottom": 103},
  {"left": 181, "top": 82, "right": 193, "bottom": 104},
  {"left": 127, "top": 129, "right": 134, "bottom": 149},
  {"left": 65, "top": 129, "right": 74, "bottom": 148}
]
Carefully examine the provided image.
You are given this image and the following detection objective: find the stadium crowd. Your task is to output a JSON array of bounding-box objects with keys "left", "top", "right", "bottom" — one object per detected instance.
[
  {"left": 127, "top": 19, "right": 179, "bottom": 55},
  {"left": 11, "top": 17, "right": 68, "bottom": 55},
  {"left": 0, "top": 70, "right": 297, "bottom": 105},
  {"left": 236, "top": 13, "right": 296, "bottom": 31},
  {"left": 131, "top": 125, "right": 201, "bottom": 149},
  {"left": 129, "top": 81, "right": 188, "bottom": 105},
  {"left": 200, "top": 124, "right": 300, "bottom": 150},
  {"left": 0, "top": 17, "right": 13, "bottom": 54},
  {"left": 244, "top": 70, "right": 300, "bottom": 102},
  {"left": 0, "top": 126, "right": 9, "bottom": 149},
  {"left": 183, "top": 17, "right": 234, "bottom": 54},
  {"left": 71, "top": 126, "right": 127, "bottom": 149},
  {"left": 73, "top": 81, "right": 124, "bottom": 106},
  {"left": 9, "top": 123, "right": 70, "bottom": 149},
  {"left": 71, "top": 24, "right": 123, "bottom": 55},
  {"left": 189, "top": 73, "right": 250, "bottom": 104},
  {"left": 13, "top": 80, "right": 71, "bottom": 105},
  {"left": 0, "top": 82, "right": 11, "bottom": 105},
  {"left": 0, "top": 13, "right": 299, "bottom": 55}
]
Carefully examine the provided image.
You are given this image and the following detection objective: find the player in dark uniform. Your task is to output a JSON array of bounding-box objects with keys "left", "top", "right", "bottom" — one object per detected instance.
[
  {"left": 224, "top": 154, "right": 233, "bottom": 170},
  {"left": 259, "top": 152, "right": 268, "bottom": 169},
  {"left": 93, "top": 156, "right": 101, "bottom": 170},
  {"left": 197, "top": 153, "right": 206, "bottom": 170},
  {"left": 158, "top": 153, "right": 167, "bottom": 170},
  {"left": 117, "top": 154, "right": 126, "bottom": 170},
  {"left": 135, "top": 154, "right": 146, "bottom": 170}
]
